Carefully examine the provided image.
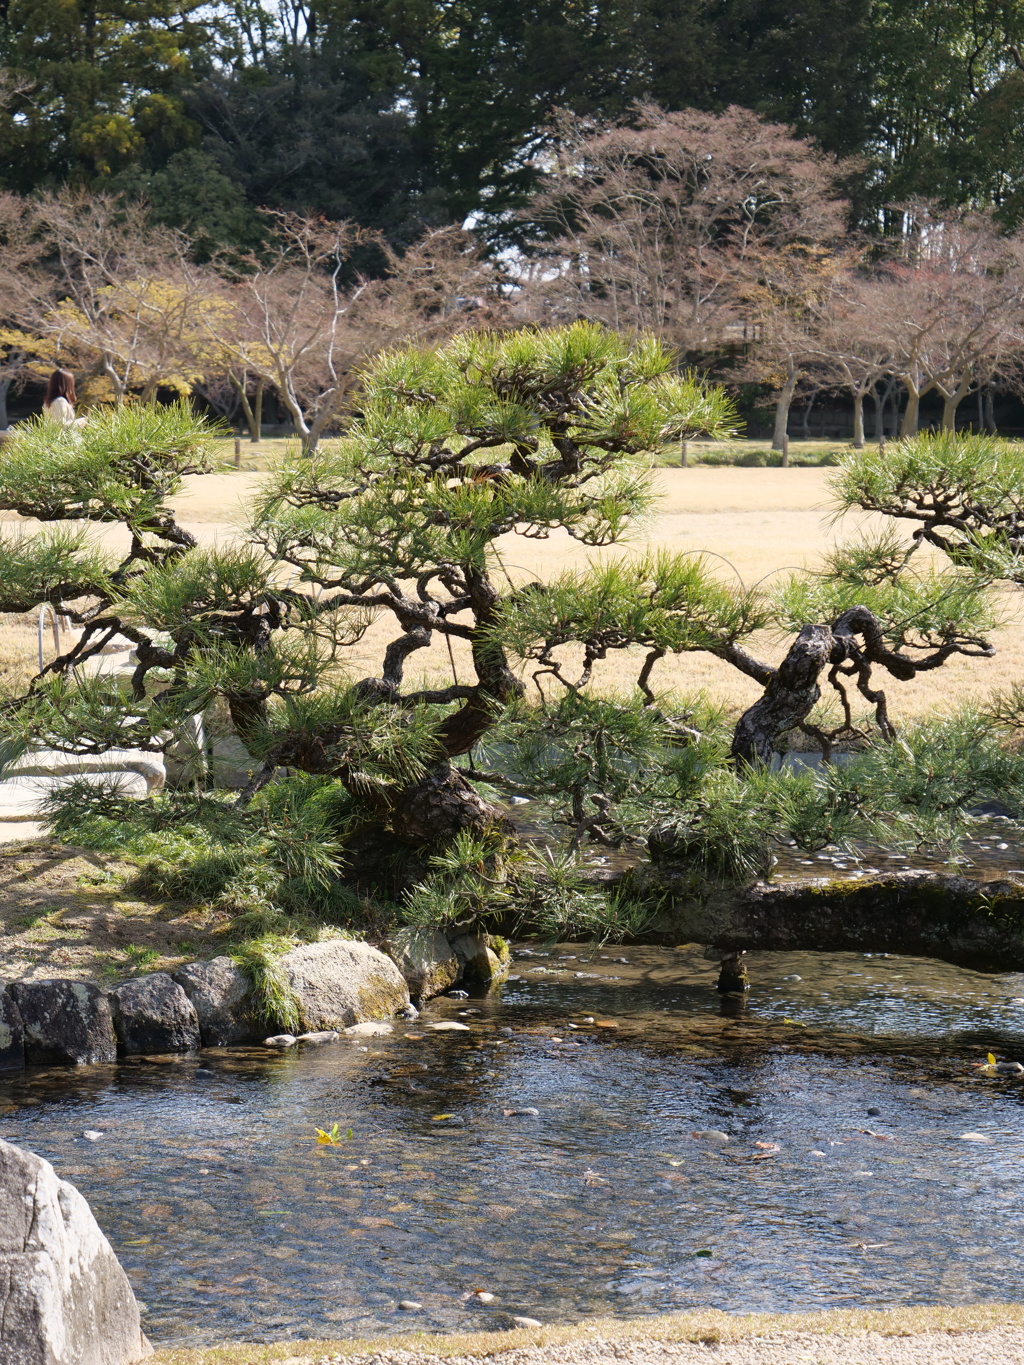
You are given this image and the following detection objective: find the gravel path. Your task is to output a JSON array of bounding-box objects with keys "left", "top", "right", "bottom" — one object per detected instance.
[{"left": 310, "top": 1332, "right": 1024, "bottom": 1365}]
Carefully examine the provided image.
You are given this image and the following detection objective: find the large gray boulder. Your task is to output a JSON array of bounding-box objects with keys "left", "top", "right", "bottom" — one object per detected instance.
[
  {"left": 172, "top": 956, "right": 260, "bottom": 1046},
  {"left": 386, "top": 928, "right": 460, "bottom": 1001},
  {"left": 281, "top": 940, "right": 409, "bottom": 1031},
  {"left": 0, "top": 1138, "right": 152, "bottom": 1364},
  {"left": 0, "top": 987, "right": 24, "bottom": 1071},
  {"left": 109, "top": 974, "right": 201, "bottom": 1055},
  {"left": 9, "top": 981, "right": 116, "bottom": 1066}
]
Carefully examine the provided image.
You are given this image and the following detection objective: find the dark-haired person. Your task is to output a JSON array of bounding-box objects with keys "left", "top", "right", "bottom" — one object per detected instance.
[{"left": 42, "top": 368, "right": 79, "bottom": 425}]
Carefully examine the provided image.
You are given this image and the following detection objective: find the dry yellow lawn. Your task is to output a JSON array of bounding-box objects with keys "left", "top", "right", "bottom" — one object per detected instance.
[{"left": 3, "top": 463, "right": 1022, "bottom": 727}]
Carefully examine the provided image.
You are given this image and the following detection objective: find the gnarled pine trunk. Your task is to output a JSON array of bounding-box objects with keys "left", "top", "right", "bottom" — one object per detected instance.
[
  {"left": 388, "top": 762, "right": 512, "bottom": 845},
  {"left": 730, "top": 625, "right": 832, "bottom": 767}
]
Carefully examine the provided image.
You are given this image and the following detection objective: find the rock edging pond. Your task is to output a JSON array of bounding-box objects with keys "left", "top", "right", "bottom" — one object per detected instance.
[
  {"left": 0, "top": 928, "right": 511, "bottom": 1074},
  {"left": 595, "top": 868, "right": 1024, "bottom": 973}
]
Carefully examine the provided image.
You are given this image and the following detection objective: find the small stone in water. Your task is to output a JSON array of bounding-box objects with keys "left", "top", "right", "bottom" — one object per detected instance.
[
  {"left": 82, "top": 1130, "right": 103, "bottom": 1141},
  {"left": 400, "top": 1004, "right": 420, "bottom": 1020},
  {"left": 613, "top": 957, "right": 629, "bottom": 964},
  {"left": 399, "top": 1300, "right": 423, "bottom": 1311},
  {"left": 297, "top": 1030, "right": 340, "bottom": 1045},
  {"left": 867, "top": 1107, "right": 881, "bottom": 1116},
  {"left": 429, "top": 1021, "right": 471, "bottom": 1032},
  {"left": 448, "top": 990, "right": 469, "bottom": 999},
  {"left": 497, "top": 1027, "right": 514, "bottom": 1037},
  {"left": 264, "top": 1034, "right": 297, "bottom": 1048},
  {"left": 993, "top": 1061, "right": 1024, "bottom": 1074},
  {"left": 345, "top": 1022, "right": 393, "bottom": 1037},
  {"left": 782, "top": 975, "right": 802, "bottom": 981},
  {"left": 960, "top": 1132, "right": 991, "bottom": 1141},
  {"left": 503, "top": 1107, "right": 540, "bottom": 1117},
  {"left": 511, "top": 1316, "right": 543, "bottom": 1329},
  {"left": 582, "top": 1017, "right": 595, "bottom": 1024},
  {"left": 691, "top": 1129, "right": 730, "bottom": 1143},
  {"left": 474, "top": 1291, "right": 497, "bottom": 1303},
  {"left": 810, "top": 1149, "right": 826, "bottom": 1156}
]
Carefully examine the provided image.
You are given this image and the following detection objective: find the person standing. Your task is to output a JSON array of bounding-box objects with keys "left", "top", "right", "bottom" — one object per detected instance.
[{"left": 42, "top": 368, "right": 79, "bottom": 425}]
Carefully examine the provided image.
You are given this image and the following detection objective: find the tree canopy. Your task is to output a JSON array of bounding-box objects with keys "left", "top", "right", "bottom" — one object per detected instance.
[{"left": 3, "top": 1, "right": 1024, "bottom": 247}]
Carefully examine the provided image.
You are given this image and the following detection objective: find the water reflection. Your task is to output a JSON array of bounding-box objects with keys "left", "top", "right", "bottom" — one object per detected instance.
[{"left": 1, "top": 945, "right": 1023, "bottom": 1347}]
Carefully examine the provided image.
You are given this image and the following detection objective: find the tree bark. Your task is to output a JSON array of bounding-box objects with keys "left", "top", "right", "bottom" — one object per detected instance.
[
  {"left": 983, "top": 384, "right": 997, "bottom": 434},
  {"left": 940, "top": 379, "right": 971, "bottom": 432},
  {"left": 899, "top": 384, "right": 920, "bottom": 437},
  {"left": 0, "top": 377, "right": 10, "bottom": 429},
  {"left": 852, "top": 391, "right": 864, "bottom": 448},
  {"left": 771, "top": 359, "right": 798, "bottom": 451},
  {"left": 730, "top": 624, "right": 832, "bottom": 767},
  {"left": 387, "top": 761, "right": 512, "bottom": 845}
]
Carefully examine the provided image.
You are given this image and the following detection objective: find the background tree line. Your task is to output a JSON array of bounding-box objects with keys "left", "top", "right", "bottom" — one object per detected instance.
[
  {"left": 3, "top": 0, "right": 1024, "bottom": 254},
  {"left": 5, "top": 99, "right": 1024, "bottom": 449}
]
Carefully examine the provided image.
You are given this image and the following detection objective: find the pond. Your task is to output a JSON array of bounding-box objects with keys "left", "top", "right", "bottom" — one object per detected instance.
[{"left": 2, "top": 944, "right": 1024, "bottom": 1347}]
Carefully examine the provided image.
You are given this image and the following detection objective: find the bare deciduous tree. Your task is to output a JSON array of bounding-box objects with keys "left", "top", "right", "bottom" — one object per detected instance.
[
  {"left": 518, "top": 103, "right": 849, "bottom": 360},
  {"left": 215, "top": 217, "right": 499, "bottom": 454}
]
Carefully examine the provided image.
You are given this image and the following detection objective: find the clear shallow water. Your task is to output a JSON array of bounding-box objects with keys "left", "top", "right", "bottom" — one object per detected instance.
[{"left": 2, "top": 945, "right": 1024, "bottom": 1347}]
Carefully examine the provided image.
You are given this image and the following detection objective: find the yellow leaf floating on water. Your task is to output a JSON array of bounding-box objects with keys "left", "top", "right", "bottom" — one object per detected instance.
[
  {"left": 314, "top": 1123, "right": 353, "bottom": 1145},
  {"left": 432, "top": 1113, "right": 454, "bottom": 1121},
  {"left": 988, "top": 1052, "right": 998, "bottom": 1066}
]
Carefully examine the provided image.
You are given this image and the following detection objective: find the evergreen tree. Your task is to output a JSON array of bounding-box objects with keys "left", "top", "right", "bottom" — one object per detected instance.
[{"left": 0, "top": 1, "right": 218, "bottom": 190}]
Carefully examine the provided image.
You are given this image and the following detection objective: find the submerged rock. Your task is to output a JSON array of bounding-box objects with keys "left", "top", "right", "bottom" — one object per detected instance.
[
  {"left": 296, "top": 1030, "right": 340, "bottom": 1045},
  {"left": 281, "top": 940, "right": 409, "bottom": 1031},
  {"left": 385, "top": 928, "right": 460, "bottom": 1001},
  {"left": 10, "top": 981, "right": 116, "bottom": 1066},
  {"left": 344, "top": 1022, "right": 393, "bottom": 1037},
  {"left": 263, "top": 1034, "right": 297, "bottom": 1048},
  {"left": 172, "top": 957, "right": 261, "bottom": 1047},
  {"left": 0, "top": 1137, "right": 152, "bottom": 1364},
  {"left": 428, "top": 1021, "right": 471, "bottom": 1032},
  {"left": 109, "top": 974, "right": 200, "bottom": 1056}
]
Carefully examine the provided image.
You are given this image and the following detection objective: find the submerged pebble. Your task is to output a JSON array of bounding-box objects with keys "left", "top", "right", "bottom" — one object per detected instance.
[
  {"left": 344, "top": 1023, "right": 393, "bottom": 1037},
  {"left": 297, "top": 1031, "right": 340, "bottom": 1045},
  {"left": 398, "top": 1300, "right": 423, "bottom": 1311},
  {"left": 263, "top": 1035, "right": 297, "bottom": 1049},
  {"left": 691, "top": 1129, "right": 730, "bottom": 1144},
  {"left": 82, "top": 1130, "right": 103, "bottom": 1141},
  {"left": 429, "top": 1022, "right": 471, "bottom": 1032}
]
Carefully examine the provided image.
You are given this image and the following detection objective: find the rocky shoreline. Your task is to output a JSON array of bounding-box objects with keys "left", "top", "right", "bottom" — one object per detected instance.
[{"left": 0, "top": 927, "right": 510, "bottom": 1073}]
